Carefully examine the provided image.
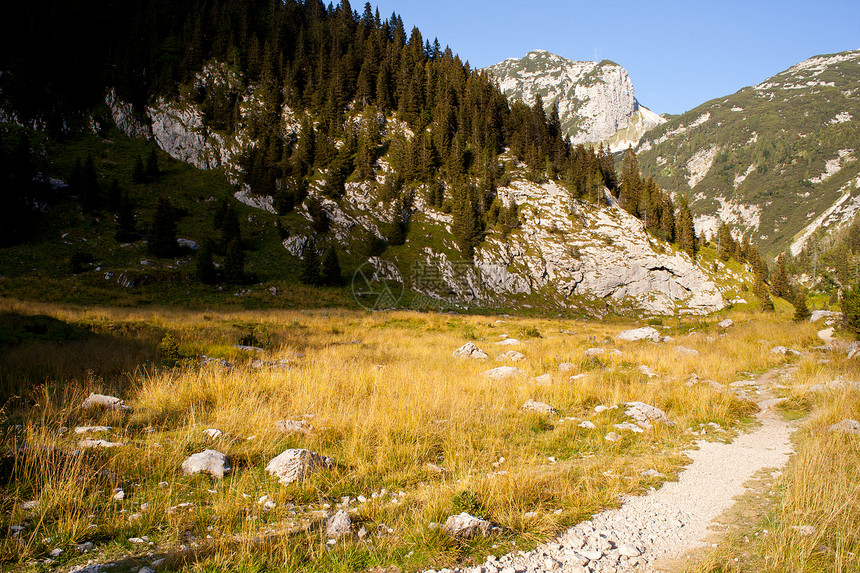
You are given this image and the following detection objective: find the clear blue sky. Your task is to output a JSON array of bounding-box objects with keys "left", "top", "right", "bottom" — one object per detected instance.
[{"left": 369, "top": 0, "right": 860, "bottom": 116}]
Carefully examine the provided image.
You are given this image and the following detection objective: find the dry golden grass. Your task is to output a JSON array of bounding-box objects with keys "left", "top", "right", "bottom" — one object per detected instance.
[{"left": 0, "top": 299, "right": 840, "bottom": 572}]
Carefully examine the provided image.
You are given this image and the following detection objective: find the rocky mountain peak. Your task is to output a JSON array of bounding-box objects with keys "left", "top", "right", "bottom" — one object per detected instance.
[{"left": 484, "top": 50, "right": 665, "bottom": 150}]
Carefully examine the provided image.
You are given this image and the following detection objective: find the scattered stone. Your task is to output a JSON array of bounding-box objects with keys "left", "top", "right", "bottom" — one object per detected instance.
[
  {"left": 484, "top": 366, "right": 526, "bottom": 381},
  {"left": 426, "top": 463, "right": 447, "bottom": 474},
  {"left": 617, "top": 543, "right": 642, "bottom": 557},
  {"left": 326, "top": 509, "right": 352, "bottom": 538},
  {"left": 233, "top": 344, "right": 264, "bottom": 352},
  {"left": 200, "top": 356, "right": 233, "bottom": 368},
  {"left": 847, "top": 342, "right": 860, "bottom": 359},
  {"left": 265, "top": 448, "right": 333, "bottom": 486},
  {"left": 604, "top": 432, "right": 621, "bottom": 442},
  {"left": 453, "top": 342, "right": 489, "bottom": 359},
  {"left": 810, "top": 310, "right": 841, "bottom": 324},
  {"left": 275, "top": 419, "right": 312, "bottom": 434},
  {"left": 675, "top": 346, "right": 699, "bottom": 356},
  {"left": 257, "top": 495, "right": 277, "bottom": 510},
  {"left": 20, "top": 501, "right": 37, "bottom": 510},
  {"left": 616, "top": 327, "right": 661, "bottom": 342},
  {"left": 203, "top": 428, "right": 223, "bottom": 439},
  {"left": 112, "top": 490, "right": 125, "bottom": 501},
  {"left": 791, "top": 525, "right": 817, "bottom": 536},
  {"left": 557, "top": 362, "right": 575, "bottom": 372},
  {"left": 181, "top": 450, "right": 231, "bottom": 479},
  {"left": 828, "top": 419, "right": 860, "bottom": 435},
  {"left": 641, "top": 469, "right": 664, "bottom": 477},
  {"left": 578, "top": 420, "right": 596, "bottom": 429},
  {"left": 718, "top": 319, "right": 734, "bottom": 328},
  {"left": 771, "top": 346, "right": 800, "bottom": 356},
  {"left": 623, "top": 402, "right": 674, "bottom": 429},
  {"left": 521, "top": 399, "right": 558, "bottom": 415},
  {"left": 584, "top": 347, "right": 606, "bottom": 356},
  {"left": 251, "top": 358, "right": 291, "bottom": 369},
  {"left": 637, "top": 365, "right": 658, "bottom": 378},
  {"left": 79, "top": 438, "right": 123, "bottom": 449},
  {"left": 808, "top": 378, "right": 860, "bottom": 393},
  {"left": 49, "top": 548, "right": 63, "bottom": 558},
  {"left": 532, "top": 373, "right": 553, "bottom": 384},
  {"left": 82, "top": 393, "right": 126, "bottom": 410},
  {"left": 74, "top": 426, "right": 112, "bottom": 434},
  {"left": 139, "top": 568, "right": 154, "bottom": 573},
  {"left": 77, "top": 541, "right": 94, "bottom": 553},
  {"left": 613, "top": 422, "right": 644, "bottom": 433},
  {"left": 579, "top": 548, "right": 604, "bottom": 560},
  {"left": 497, "top": 338, "right": 521, "bottom": 346},
  {"left": 496, "top": 350, "right": 526, "bottom": 362},
  {"left": 443, "top": 512, "right": 497, "bottom": 539}
]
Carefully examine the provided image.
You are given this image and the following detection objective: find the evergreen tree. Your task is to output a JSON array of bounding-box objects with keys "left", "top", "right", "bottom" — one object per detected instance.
[
  {"left": 132, "top": 156, "right": 146, "bottom": 183},
  {"left": 320, "top": 246, "right": 342, "bottom": 286},
  {"left": 771, "top": 253, "right": 790, "bottom": 298},
  {"left": 148, "top": 197, "right": 177, "bottom": 257},
  {"left": 196, "top": 240, "right": 217, "bottom": 285},
  {"left": 108, "top": 179, "right": 122, "bottom": 212},
  {"left": 80, "top": 155, "right": 100, "bottom": 212},
  {"left": 223, "top": 238, "right": 246, "bottom": 283},
  {"left": 300, "top": 240, "right": 322, "bottom": 285},
  {"left": 717, "top": 222, "right": 733, "bottom": 261},
  {"left": 676, "top": 196, "right": 697, "bottom": 259},
  {"left": 114, "top": 191, "right": 137, "bottom": 242},
  {"left": 793, "top": 288, "right": 811, "bottom": 322},
  {"left": 146, "top": 149, "right": 160, "bottom": 178},
  {"left": 842, "top": 283, "right": 860, "bottom": 338},
  {"left": 218, "top": 203, "right": 242, "bottom": 250},
  {"left": 451, "top": 185, "right": 481, "bottom": 258},
  {"left": 754, "top": 276, "right": 774, "bottom": 312}
]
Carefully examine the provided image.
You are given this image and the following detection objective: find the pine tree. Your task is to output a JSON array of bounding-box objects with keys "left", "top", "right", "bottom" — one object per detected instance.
[
  {"left": 223, "top": 238, "right": 245, "bottom": 284},
  {"left": 300, "top": 240, "right": 322, "bottom": 285},
  {"left": 132, "top": 156, "right": 146, "bottom": 183},
  {"left": 771, "top": 253, "right": 790, "bottom": 298},
  {"left": 80, "top": 155, "right": 100, "bottom": 212},
  {"left": 842, "top": 283, "right": 860, "bottom": 338},
  {"left": 793, "top": 288, "right": 811, "bottom": 322},
  {"left": 196, "top": 240, "right": 217, "bottom": 285},
  {"left": 148, "top": 197, "right": 177, "bottom": 257},
  {"left": 145, "top": 149, "right": 160, "bottom": 178},
  {"left": 320, "top": 247, "right": 342, "bottom": 286},
  {"left": 114, "top": 191, "right": 137, "bottom": 242},
  {"left": 717, "top": 222, "right": 733, "bottom": 261},
  {"left": 676, "top": 196, "right": 697, "bottom": 259}
]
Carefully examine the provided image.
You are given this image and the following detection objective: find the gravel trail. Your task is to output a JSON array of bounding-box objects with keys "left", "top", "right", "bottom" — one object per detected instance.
[{"left": 441, "top": 369, "right": 795, "bottom": 573}]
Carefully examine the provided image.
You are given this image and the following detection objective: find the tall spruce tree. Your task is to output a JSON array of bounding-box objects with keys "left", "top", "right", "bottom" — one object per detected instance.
[
  {"left": 771, "top": 253, "right": 790, "bottom": 298},
  {"left": 300, "top": 240, "right": 322, "bottom": 286},
  {"left": 148, "top": 197, "right": 177, "bottom": 257},
  {"left": 320, "top": 247, "right": 342, "bottom": 286}
]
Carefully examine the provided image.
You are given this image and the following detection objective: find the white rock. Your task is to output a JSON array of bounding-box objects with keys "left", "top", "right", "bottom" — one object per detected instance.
[
  {"left": 604, "top": 432, "right": 621, "bottom": 442},
  {"left": 443, "top": 512, "right": 496, "bottom": 539},
  {"left": 326, "top": 509, "right": 352, "bottom": 538},
  {"left": 79, "top": 438, "right": 123, "bottom": 449},
  {"left": 616, "top": 327, "right": 661, "bottom": 342},
  {"left": 718, "top": 318, "right": 734, "bottom": 328},
  {"left": 82, "top": 393, "right": 125, "bottom": 410},
  {"left": 618, "top": 543, "right": 642, "bottom": 557},
  {"left": 521, "top": 399, "right": 558, "bottom": 415},
  {"left": 453, "top": 342, "right": 489, "bottom": 360},
  {"left": 675, "top": 346, "right": 699, "bottom": 356},
  {"left": 584, "top": 347, "right": 606, "bottom": 356},
  {"left": 614, "top": 422, "right": 644, "bottom": 433},
  {"left": 265, "top": 448, "right": 333, "bottom": 485},
  {"left": 275, "top": 419, "right": 312, "bottom": 434},
  {"left": 808, "top": 379, "right": 860, "bottom": 393},
  {"left": 181, "top": 450, "right": 231, "bottom": 479},
  {"left": 112, "top": 490, "right": 125, "bottom": 501},
  {"left": 623, "top": 402, "right": 674, "bottom": 429},
  {"left": 203, "top": 428, "right": 223, "bottom": 439},
  {"left": 497, "top": 350, "right": 526, "bottom": 362},
  {"left": 558, "top": 362, "right": 575, "bottom": 372},
  {"left": 497, "top": 338, "right": 522, "bottom": 346},
  {"left": 828, "top": 419, "right": 860, "bottom": 435},
  {"left": 532, "top": 373, "right": 553, "bottom": 384},
  {"left": 484, "top": 366, "right": 526, "bottom": 381},
  {"left": 74, "top": 426, "right": 112, "bottom": 434}
]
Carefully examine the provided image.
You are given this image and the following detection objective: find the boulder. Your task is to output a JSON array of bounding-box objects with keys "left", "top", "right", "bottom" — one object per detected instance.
[
  {"left": 483, "top": 366, "right": 526, "bottom": 381},
  {"left": 675, "top": 346, "right": 699, "bottom": 356},
  {"left": 442, "top": 512, "right": 496, "bottom": 539},
  {"left": 82, "top": 393, "right": 126, "bottom": 410},
  {"left": 807, "top": 378, "right": 860, "bottom": 393},
  {"left": 616, "top": 327, "right": 661, "bottom": 342},
  {"left": 846, "top": 341, "right": 860, "bottom": 359},
  {"left": 623, "top": 401, "right": 674, "bottom": 429},
  {"left": 203, "top": 428, "right": 223, "bottom": 439},
  {"left": 453, "top": 342, "right": 488, "bottom": 360},
  {"left": 497, "top": 338, "right": 521, "bottom": 346},
  {"left": 558, "top": 362, "right": 575, "bottom": 372},
  {"left": 828, "top": 419, "right": 860, "bottom": 435},
  {"left": 181, "top": 449, "right": 231, "bottom": 479},
  {"left": 718, "top": 319, "right": 734, "bottom": 328},
  {"left": 584, "top": 347, "right": 606, "bottom": 356},
  {"left": 496, "top": 350, "right": 526, "bottom": 362},
  {"left": 771, "top": 346, "right": 800, "bottom": 356},
  {"left": 326, "top": 509, "right": 352, "bottom": 538},
  {"left": 578, "top": 420, "right": 596, "bottom": 429},
  {"left": 521, "top": 399, "right": 558, "bottom": 415},
  {"left": 532, "top": 373, "right": 553, "bottom": 385},
  {"left": 265, "top": 448, "right": 333, "bottom": 485}
]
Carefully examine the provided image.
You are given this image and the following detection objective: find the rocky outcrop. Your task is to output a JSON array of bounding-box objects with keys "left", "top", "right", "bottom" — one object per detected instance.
[{"left": 484, "top": 50, "right": 665, "bottom": 147}]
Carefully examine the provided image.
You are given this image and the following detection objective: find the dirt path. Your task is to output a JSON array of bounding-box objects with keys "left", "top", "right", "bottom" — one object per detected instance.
[{"left": 451, "top": 368, "right": 796, "bottom": 573}]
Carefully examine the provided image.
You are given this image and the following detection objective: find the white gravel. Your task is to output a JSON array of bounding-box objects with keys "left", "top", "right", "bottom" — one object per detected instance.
[{"left": 432, "top": 370, "right": 795, "bottom": 573}]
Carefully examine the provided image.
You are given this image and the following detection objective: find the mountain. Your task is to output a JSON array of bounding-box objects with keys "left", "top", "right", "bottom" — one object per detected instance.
[
  {"left": 635, "top": 50, "right": 860, "bottom": 257},
  {"left": 484, "top": 50, "right": 665, "bottom": 151},
  {"left": 0, "top": 0, "right": 753, "bottom": 316}
]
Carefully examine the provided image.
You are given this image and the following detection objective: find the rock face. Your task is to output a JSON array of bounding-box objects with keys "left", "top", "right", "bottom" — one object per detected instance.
[
  {"left": 265, "top": 448, "right": 333, "bottom": 485},
  {"left": 484, "top": 50, "right": 665, "bottom": 149},
  {"left": 181, "top": 450, "right": 231, "bottom": 479},
  {"left": 452, "top": 342, "right": 488, "bottom": 360},
  {"left": 442, "top": 512, "right": 496, "bottom": 539}
]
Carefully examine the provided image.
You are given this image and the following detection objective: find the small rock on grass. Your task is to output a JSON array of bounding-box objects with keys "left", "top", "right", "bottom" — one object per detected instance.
[
  {"left": 181, "top": 450, "right": 231, "bottom": 479},
  {"left": 82, "top": 393, "right": 127, "bottom": 410},
  {"left": 828, "top": 419, "right": 860, "bottom": 435},
  {"left": 521, "top": 399, "right": 558, "bottom": 415},
  {"left": 79, "top": 438, "right": 123, "bottom": 449},
  {"left": 453, "top": 342, "right": 488, "bottom": 359},
  {"left": 443, "top": 512, "right": 497, "bottom": 539},
  {"left": 484, "top": 366, "right": 525, "bottom": 381},
  {"left": 326, "top": 509, "right": 352, "bottom": 538},
  {"left": 265, "top": 448, "right": 333, "bottom": 485}
]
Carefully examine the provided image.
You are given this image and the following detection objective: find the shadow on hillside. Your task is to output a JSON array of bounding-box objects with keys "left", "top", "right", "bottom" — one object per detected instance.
[{"left": 0, "top": 312, "right": 158, "bottom": 411}]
